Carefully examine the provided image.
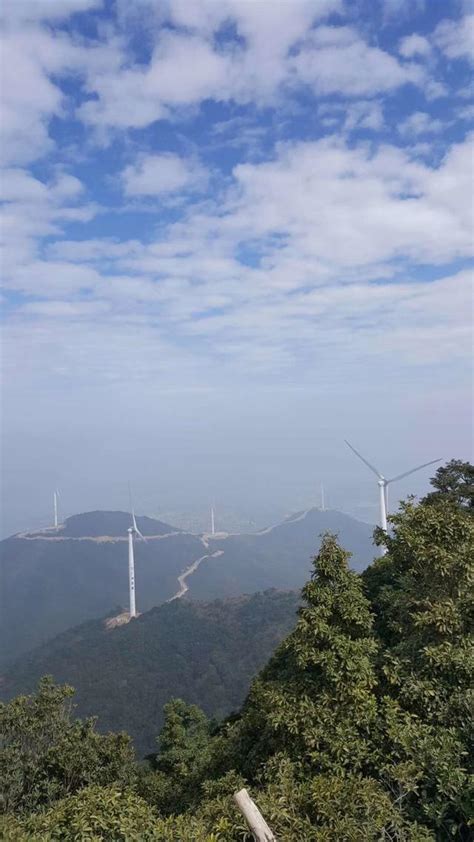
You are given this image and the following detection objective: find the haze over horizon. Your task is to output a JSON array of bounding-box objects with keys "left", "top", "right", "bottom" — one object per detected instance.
[{"left": 1, "top": 0, "right": 472, "bottom": 537}]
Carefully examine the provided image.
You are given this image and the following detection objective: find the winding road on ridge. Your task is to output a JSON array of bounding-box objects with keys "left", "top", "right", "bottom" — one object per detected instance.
[
  {"left": 168, "top": 547, "right": 224, "bottom": 601},
  {"left": 15, "top": 511, "right": 314, "bottom": 606}
]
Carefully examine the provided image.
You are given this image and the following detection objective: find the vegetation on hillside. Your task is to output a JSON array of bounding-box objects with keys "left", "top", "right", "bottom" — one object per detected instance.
[
  {"left": 2, "top": 591, "right": 301, "bottom": 756},
  {"left": 1, "top": 460, "right": 472, "bottom": 840}
]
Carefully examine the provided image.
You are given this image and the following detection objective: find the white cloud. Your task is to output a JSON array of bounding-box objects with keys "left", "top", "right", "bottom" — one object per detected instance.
[
  {"left": 1, "top": 0, "right": 472, "bottom": 536},
  {"left": 21, "top": 299, "right": 110, "bottom": 317},
  {"left": 292, "top": 26, "right": 424, "bottom": 97},
  {"left": 0, "top": 32, "right": 63, "bottom": 165},
  {"left": 6, "top": 135, "right": 472, "bottom": 323},
  {"left": 0, "top": 24, "right": 121, "bottom": 165},
  {"left": 5, "top": 266, "right": 471, "bottom": 392},
  {"left": 380, "top": 0, "right": 427, "bottom": 20},
  {"left": 343, "top": 100, "right": 384, "bottom": 131},
  {"left": 1, "top": 3, "right": 472, "bottom": 396},
  {"left": 457, "top": 103, "right": 474, "bottom": 121},
  {"left": 0, "top": 167, "right": 98, "bottom": 277},
  {"left": 48, "top": 239, "right": 142, "bottom": 262},
  {"left": 6, "top": 260, "right": 105, "bottom": 298},
  {"left": 434, "top": 14, "right": 474, "bottom": 64},
  {"left": 0, "top": 0, "right": 101, "bottom": 23},
  {"left": 122, "top": 153, "right": 207, "bottom": 196},
  {"left": 317, "top": 100, "right": 385, "bottom": 132},
  {"left": 399, "top": 33, "right": 432, "bottom": 58},
  {"left": 12, "top": 134, "right": 469, "bottom": 375},
  {"left": 80, "top": 31, "right": 235, "bottom": 128},
  {"left": 398, "top": 111, "right": 445, "bottom": 136},
  {"left": 77, "top": 6, "right": 425, "bottom": 130},
  {"left": 223, "top": 135, "right": 473, "bottom": 269}
]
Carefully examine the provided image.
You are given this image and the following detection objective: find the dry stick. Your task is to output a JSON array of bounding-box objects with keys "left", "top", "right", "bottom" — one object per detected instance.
[{"left": 233, "top": 788, "right": 276, "bottom": 842}]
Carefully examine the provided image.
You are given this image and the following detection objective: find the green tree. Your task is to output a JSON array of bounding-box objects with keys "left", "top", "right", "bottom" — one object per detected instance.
[
  {"left": 0, "top": 677, "right": 135, "bottom": 816},
  {"left": 12, "top": 783, "right": 241, "bottom": 841},
  {"left": 18, "top": 786, "right": 161, "bottom": 841},
  {"left": 155, "top": 699, "right": 213, "bottom": 781},
  {"left": 138, "top": 699, "right": 215, "bottom": 815},
  {"left": 423, "top": 459, "right": 474, "bottom": 509},
  {"left": 224, "top": 535, "right": 380, "bottom": 781},
  {"left": 368, "top": 498, "right": 474, "bottom": 838}
]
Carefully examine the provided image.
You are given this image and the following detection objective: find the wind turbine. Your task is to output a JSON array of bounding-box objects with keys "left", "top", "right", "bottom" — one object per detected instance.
[
  {"left": 53, "top": 490, "right": 60, "bottom": 528},
  {"left": 345, "top": 440, "right": 440, "bottom": 554},
  {"left": 210, "top": 505, "right": 215, "bottom": 536},
  {"left": 320, "top": 483, "right": 326, "bottom": 512},
  {"left": 127, "top": 486, "right": 146, "bottom": 618}
]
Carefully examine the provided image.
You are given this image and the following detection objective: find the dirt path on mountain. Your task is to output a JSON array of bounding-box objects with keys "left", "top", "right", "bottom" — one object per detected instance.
[
  {"left": 168, "top": 549, "right": 224, "bottom": 601},
  {"left": 15, "top": 531, "right": 184, "bottom": 543},
  {"left": 254, "top": 509, "right": 309, "bottom": 535}
]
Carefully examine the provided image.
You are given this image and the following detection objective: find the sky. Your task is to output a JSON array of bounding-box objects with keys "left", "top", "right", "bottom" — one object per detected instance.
[{"left": 1, "top": 0, "right": 473, "bottom": 536}]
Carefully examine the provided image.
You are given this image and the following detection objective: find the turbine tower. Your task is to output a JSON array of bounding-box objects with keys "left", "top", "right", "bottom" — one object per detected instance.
[
  {"left": 127, "top": 486, "right": 146, "bottom": 618},
  {"left": 127, "top": 526, "right": 137, "bottom": 618},
  {"left": 320, "top": 483, "right": 326, "bottom": 512},
  {"left": 345, "top": 440, "right": 440, "bottom": 554},
  {"left": 211, "top": 505, "right": 215, "bottom": 536},
  {"left": 53, "top": 490, "right": 60, "bottom": 528}
]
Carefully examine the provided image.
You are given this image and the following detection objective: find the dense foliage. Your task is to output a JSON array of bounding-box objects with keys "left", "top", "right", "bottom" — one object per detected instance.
[
  {"left": 2, "top": 591, "right": 300, "bottom": 756},
  {"left": 422, "top": 459, "right": 474, "bottom": 509},
  {"left": 1, "top": 462, "right": 472, "bottom": 840},
  {"left": 0, "top": 678, "right": 135, "bottom": 817}
]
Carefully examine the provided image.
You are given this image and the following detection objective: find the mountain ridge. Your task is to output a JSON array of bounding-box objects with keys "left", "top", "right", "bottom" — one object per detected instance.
[
  {"left": 14, "top": 510, "right": 183, "bottom": 540},
  {"left": 0, "top": 507, "right": 375, "bottom": 666}
]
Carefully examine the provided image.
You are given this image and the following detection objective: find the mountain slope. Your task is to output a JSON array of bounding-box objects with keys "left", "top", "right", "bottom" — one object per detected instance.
[
  {"left": 0, "top": 590, "right": 300, "bottom": 756},
  {"left": 32, "top": 510, "right": 181, "bottom": 538},
  {"left": 0, "top": 512, "right": 205, "bottom": 665},
  {"left": 0, "top": 508, "right": 375, "bottom": 666},
  {"left": 189, "top": 507, "right": 375, "bottom": 599}
]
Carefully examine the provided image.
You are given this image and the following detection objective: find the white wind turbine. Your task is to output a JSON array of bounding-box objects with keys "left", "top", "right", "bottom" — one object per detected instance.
[
  {"left": 127, "top": 487, "right": 146, "bottom": 618},
  {"left": 320, "top": 482, "right": 326, "bottom": 512},
  {"left": 345, "top": 440, "right": 441, "bottom": 554},
  {"left": 210, "top": 505, "right": 215, "bottom": 536},
  {"left": 53, "top": 489, "right": 60, "bottom": 528}
]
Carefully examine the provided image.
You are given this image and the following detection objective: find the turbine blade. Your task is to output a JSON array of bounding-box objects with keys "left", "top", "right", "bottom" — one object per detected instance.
[
  {"left": 344, "top": 440, "right": 383, "bottom": 479},
  {"left": 128, "top": 481, "right": 137, "bottom": 530},
  {"left": 128, "top": 481, "right": 146, "bottom": 540},
  {"left": 387, "top": 458, "right": 442, "bottom": 484},
  {"left": 135, "top": 525, "right": 147, "bottom": 542}
]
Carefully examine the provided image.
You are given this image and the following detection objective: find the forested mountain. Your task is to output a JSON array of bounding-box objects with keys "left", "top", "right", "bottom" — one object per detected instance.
[
  {"left": 189, "top": 507, "right": 374, "bottom": 600},
  {"left": 2, "top": 463, "right": 472, "bottom": 841},
  {"left": 0, "top": 513, "right": 204, "bottom": 666},
  {"left": 0, "top": 507, "right": 374, "bottom": 665},
  {"left": 0, "top": 590, "right": 300, "bottom": 756},
  {"left": 45, "top": 511, "right": 180, "bottom": 538}
]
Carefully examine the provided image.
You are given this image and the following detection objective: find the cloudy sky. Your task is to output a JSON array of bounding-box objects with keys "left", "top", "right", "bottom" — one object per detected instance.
[{"left": 1, "top": 0, "right": 473, "bottom": 535}]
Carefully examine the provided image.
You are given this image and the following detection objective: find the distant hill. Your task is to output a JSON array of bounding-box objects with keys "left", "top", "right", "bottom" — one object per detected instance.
[
  {"left": 0, "top": 512, "right": 204, "bottom": 666},
  {"left": 190, "top": 508, "right": 375, "bottom": 600},
  {"left": 41, "top": 511, "right": 180, "bottom": 538},
  {"left": 0, "top": 590, "right": 300, "bottom": 756},
  {"left": 0, "top": 508, "right": 375, "bottom": 666}
]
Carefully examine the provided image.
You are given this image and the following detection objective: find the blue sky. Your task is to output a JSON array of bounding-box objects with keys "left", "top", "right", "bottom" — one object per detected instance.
[{"left": 1, "top": 0, "right": 473, "bottom": 534}]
